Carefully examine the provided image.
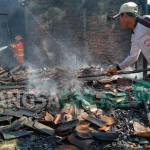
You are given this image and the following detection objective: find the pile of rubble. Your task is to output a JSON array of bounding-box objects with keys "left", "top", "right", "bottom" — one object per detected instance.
[{"left": 0, "top": 66, "right": 149, "bottom": 150}]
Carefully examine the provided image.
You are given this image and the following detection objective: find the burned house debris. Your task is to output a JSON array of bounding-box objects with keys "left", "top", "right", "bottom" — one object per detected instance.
[
  {"left": 0, "top": 66, "right": 149, "bottom": 150},
  {"left": 0, "top": 0, "right": 149, "bottom": 150}
]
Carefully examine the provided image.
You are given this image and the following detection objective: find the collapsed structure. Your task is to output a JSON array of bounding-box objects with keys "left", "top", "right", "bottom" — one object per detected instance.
[{"left": 0, "top": 66, "right": 149, "bottom": 149}]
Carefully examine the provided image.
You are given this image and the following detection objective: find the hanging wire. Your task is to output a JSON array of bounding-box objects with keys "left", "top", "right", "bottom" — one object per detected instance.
[{"left": 24, "top": 5, "right": 64, "bottom": 48}]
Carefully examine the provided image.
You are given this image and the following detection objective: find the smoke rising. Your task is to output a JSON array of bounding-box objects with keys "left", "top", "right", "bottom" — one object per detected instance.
[{"left": 25, "top": 0, "right": 143, "bottom": 99}]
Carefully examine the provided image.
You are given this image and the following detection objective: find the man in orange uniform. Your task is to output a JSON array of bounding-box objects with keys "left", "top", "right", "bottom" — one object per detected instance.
[{"left": 9, "top": 35, "right": 24, "bottom": 66}]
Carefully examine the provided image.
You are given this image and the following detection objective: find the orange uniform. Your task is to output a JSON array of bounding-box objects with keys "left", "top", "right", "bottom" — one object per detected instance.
[{"left": 9, "top": 42, "right": 24, "bottom": 66}]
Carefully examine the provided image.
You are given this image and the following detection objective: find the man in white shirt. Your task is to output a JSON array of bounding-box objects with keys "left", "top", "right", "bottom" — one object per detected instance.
[{"left": 106, "top": 2, "right": 150, "bottom": 76}]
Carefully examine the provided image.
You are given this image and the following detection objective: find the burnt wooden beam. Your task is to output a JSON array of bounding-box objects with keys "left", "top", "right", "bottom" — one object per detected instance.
[
  {"left": 0, "top": 85, "right": 26, "bottom": 90},
  {"left": 78, "top": 68, "right": 150, "bottom": 78}
]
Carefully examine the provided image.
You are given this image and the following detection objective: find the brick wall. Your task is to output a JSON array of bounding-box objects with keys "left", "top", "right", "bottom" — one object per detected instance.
[{"left": 25, "top": 0, "right": 141, "bottom": 69}]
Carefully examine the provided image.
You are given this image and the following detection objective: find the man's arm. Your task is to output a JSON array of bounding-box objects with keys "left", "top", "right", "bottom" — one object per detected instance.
[{"left": 106, "top": 36, "right": 141, "bottom": 76}]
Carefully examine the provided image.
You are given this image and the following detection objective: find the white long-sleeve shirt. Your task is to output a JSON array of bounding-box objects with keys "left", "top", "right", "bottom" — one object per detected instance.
[{"left": 118, "top": 15, "right": 150, "bottom": 70}]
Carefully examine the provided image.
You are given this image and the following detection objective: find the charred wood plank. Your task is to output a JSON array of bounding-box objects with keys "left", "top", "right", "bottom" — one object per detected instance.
[
  {"left": 0, "top": 85, "right": 26, "bottom": 90},
  {"left": 0, "top": 111, "right": 23, "bottom": 117},
  {"left": 6, "top": 117, "right": 28, "bottom": 131},
  {"left": 0, "top": 116, "right": 12, "bottom": 122},
  {"left": 74, "top": 126, "right": 93, "bottom": 139},
  {"left": 55, "top": 119, "right": 80, "bottom": 133},
  {"left": 2, "top": 130, "right": 33, "bottom": 140},
  {"left": 82, "top": 115, "right": 106, "bottom": 127},
  {"left": 34, "top": 121, "right": 54, "bottom": 135},
  {"left": 92, "top": 131, "right": 119, "bottom": 141},
  {"left": 0, "top": 81, "right": 28, "bottom": 85}
]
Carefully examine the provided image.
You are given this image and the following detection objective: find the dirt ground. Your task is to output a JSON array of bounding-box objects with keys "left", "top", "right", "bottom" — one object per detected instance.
[{"left": 0, "top": 134, "right": 149, "bottom": 150}]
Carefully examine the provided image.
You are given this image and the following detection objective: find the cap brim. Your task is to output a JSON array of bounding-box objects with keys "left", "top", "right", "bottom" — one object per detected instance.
[{"left": 113, "top": 13, "right": 120, "bottom": 18}]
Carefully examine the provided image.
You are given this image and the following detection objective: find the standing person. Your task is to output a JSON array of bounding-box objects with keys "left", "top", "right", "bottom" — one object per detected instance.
[
  {"left": 9, "top": 35, "right": 24, "bottom": 66},
  {"left": 106, "top": 2, "right": 150, "bottom": 77}
]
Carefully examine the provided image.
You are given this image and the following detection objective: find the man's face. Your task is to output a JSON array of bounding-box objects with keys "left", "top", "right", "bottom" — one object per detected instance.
[{"left": 119, "top": 13, "right": 128, "bottom": 28}]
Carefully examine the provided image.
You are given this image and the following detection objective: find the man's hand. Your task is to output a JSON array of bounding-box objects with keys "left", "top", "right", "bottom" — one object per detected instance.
[{"left": 106, "top": 67, "right": 118, "bottom": 77}]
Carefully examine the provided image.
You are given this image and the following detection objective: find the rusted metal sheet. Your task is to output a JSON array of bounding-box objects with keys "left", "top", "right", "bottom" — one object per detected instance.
[
  {"left": 44, "top": 111, "right": 54, "bottom": 121},
  {"left": 7, "top": 116, "right": 28, "bottom": 131},
  {"left": 18, "top": 108, "right": 36, "bottom": 117},
  {"left": 68, "top": 133, "right": 93, "bottom": 149},
  {"left": 55, "top": 145, "right": 78, "bottom": 150},
  {"left": 98, "top": 115, "right": 115, "bottom": 125},
  {"left": 74, "top": 126, "right": 93, "bottom": 139},
  {"left": 56, "top": 119, "right": 80, "bottom": 133},
  {"left": 34, "top": 121, "right": 54, "bottom": 135},
  {"left": 83, "top": 115, "right": 105, "bottom": 127},
  {"left": 98, "top": 125, "right": 111, "bottom": 131},
  {"left": 133, "top": 121, "right": 150, "bottom": 138},
  {"left": 92, "top": 131, "right": 119, "bottom": 141}
]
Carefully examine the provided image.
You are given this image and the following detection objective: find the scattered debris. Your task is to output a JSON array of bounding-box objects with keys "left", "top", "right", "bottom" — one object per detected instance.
[
  {"left": 68, "top": 133, "right": 94, "bottom": 149},
  {"left": 0, "top": 66, "right": 149, "bottom": 149}
]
